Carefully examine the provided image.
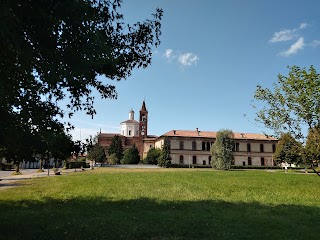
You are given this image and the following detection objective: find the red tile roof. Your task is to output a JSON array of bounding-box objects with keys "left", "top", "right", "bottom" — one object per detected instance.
[{"left": 162, "top": 130, "right": 277, "bottom": 140}]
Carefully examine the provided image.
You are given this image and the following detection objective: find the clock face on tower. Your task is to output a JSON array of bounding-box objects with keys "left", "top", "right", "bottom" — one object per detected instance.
[{"left": 141, "top": 131, "right": 145, "bottom": 136}]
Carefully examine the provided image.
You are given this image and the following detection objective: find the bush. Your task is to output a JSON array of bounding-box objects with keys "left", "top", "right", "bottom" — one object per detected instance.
[
  {"left": 0, "top": 163, "right": 13, "bottom": 171},
  {"left": 68, "top": 161, "right": 89, "bottom": 169},
  {"left": 107, "top": 153, "right": 120, "bottom": 165}
]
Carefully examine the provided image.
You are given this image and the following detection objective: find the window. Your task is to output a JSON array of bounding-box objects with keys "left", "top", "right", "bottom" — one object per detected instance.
[
  {"left": 128, "top": 130, "right": 131, "bottom": 136},
  {"left": 202, "top": 142, "right": 206, "bottom": 150},
  {"left": 192, "top": 156, "right": 197, "bottom": 164},
  {"left": 260, "top": 144, "right": 264, "bottom": 152},
  {"left": 206, "top": 142, "right": 211, "bottom": 151},
  {"left": 272, "top": 144, "right": 276, "bottom": 153},
  {"left": 179, "top": 155, "right": 184, "bottom": 164},
  {"left": 235, "top": 143, "right": 239, "bottom": 152},
  {"left": 248, "top": 157, "right": 252, "bottom": 166},
  {"left": 203, "top": 160, "right": 206, "bottom": 165},
  {"left": 180, "top": 141, "right": 184, "bottom": 150},
  {"left": 247, "top": 143, "right": 251, "bottom": 152},
  {"left": 261, "top": 157, "right": 265, "bottom": 166},
  {"left": 192, "top": 141, "right": 197, "bottom": 150},
  {"left": 208, "top": 156, "right": 212, "bottom": 165}
]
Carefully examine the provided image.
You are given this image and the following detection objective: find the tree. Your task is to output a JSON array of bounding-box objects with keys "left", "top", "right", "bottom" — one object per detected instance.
[
  {"left": 143, "top": 147, "right": 161, "bottom": 165},
  {"left": 0, "top": 0, "right": 162, "bottom": 169},
  {"left": 210, "top": 129, "right": 234, "bottom": 170},
  {"left": 87, "top": 144, "right": 106, "bottom": 163},
  {"left": 121, "top": 144, "right": 140, "bottom": 164},
  {"left": 254, "top": 65, "right": 320, "bottom": 176},
  {"left": 108, "top": 135, "right": 124, "bottom": 160},
  {"left": 274, "top": 133, "right": 303, "bottom": 165},
  {"left": 305, "top": 128, "right": 320, "bottom": 165},
  {"left": 107, "top": 153, "right": 119, "bottom": 165},
  {"left": 158, "top": 138, "right": 171, "bottom": 167}
]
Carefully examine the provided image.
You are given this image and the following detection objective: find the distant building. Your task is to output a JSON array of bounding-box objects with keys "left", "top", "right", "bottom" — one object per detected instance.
[
  {"left": 99, "top": 100, "right": 278, "bottom": 166},
  {"left": 151, "top": 130, "right": 277, "bottom": 166},
  {"left": 98, "top": 100, "right": 153, "bottom": 157}
]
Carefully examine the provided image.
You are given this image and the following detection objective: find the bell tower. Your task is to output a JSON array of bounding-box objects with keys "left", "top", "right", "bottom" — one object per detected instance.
[{"left": 139, "top": 100, "right": 148, "bottom": 138}]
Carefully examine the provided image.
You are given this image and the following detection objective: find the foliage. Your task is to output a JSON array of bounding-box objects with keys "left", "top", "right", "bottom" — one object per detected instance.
[
  {"left": 158, "top": 138, "right": 171, "bottom": 167},
  {"left": 0, "top": 0, "right": 162, "bottom": 168},
  {"left": 107, "top": 153, "right": 119, "bottom": 165},
  {"left": 210, "top": 129, "right": 234, "bottom": 170},
  {"left": 273, "top": 133, "right": 303, "bottom": 165},
  {"left": 108, "top": 135, "right": 124, "bottom": 160},
  {"left": 254, "top": 66, "right": 320, "bottom": 176},
  {"left": 254, "top": 65, "right": 320, "bottom": 142},
  {"left": 305, "top": 128, "right": 320, "bottom": 164},
  {"left": 87, "top": 144, "right": 106, "bottom": 163},
  {"left": 120, "top": 144, "right": 140, "bottom": 164},
  {"left": 143, "top": 147, "right": 161, "bottom": 164}
]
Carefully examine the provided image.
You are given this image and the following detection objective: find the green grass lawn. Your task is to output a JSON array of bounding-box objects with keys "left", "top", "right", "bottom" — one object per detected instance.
[{"left": 0, "top": 168, "right": 319, "bottom": 240}]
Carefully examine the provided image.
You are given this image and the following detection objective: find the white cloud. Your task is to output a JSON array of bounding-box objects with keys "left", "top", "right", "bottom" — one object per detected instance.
[
  {"left": 299, "top": 22, "right": 308, "bottom": 29},
  {"left": 178, "top": 53, "right": 199, "bottom": 66},
  {"left": 163, "top": 49, "right": 199, "bottom": 67},
  {"left": 270, "top": 29, "right": 296, "bottom": 43},
  {"left": 310, "top": 40, "right": 320, "bottom": 47},
  {"left": 164, "top": 49, "right": 173, "bottom": 59},
  {"left": 279, "top": 37, "right": 305, "bottom": 57},
  {"left": 269, "top": 22, "right": 308, "bottom": 43}
]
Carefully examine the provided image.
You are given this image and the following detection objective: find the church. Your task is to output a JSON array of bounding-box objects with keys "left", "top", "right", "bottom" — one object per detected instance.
[{"left": 98, "top": 100, "right": 278, "bottom": 167}]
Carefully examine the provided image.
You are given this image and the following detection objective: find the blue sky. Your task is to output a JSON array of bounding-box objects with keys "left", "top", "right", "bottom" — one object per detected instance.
[{"left": 69, "top": 0, "right": 320, "bottom": 141}]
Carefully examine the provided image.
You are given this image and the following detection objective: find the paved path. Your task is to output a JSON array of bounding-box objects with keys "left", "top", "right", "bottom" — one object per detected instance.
[{"left": 0, "top": 169, "right": 78, "bottom": 191}]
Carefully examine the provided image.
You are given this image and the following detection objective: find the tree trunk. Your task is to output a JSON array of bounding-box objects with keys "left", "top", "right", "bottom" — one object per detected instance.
[
  {"left": 39, "top": 159, "right": 43, "bottom": 170},
  {"left": 15, "top": 161, "right": 20, "bottom": 173}
]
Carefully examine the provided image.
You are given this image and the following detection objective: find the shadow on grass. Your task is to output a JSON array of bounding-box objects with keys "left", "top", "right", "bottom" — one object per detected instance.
[{"left": 0, "top": 197, "right": 318, "bottom": 240}]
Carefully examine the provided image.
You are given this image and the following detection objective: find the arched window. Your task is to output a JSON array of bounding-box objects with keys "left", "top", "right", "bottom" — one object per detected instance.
[
  {"left": 180, "top": 141, "right": 184, "bottom": 150},
  {"left": 192, "top": 156, "right": 197, "bottom": 164},
  {"left": 179, "top": 155, "right": 184, "bottom": 164},
  {"left": 261, "top": 157, "right": 265, "bottom": 166},
  {"left": 247, "top": 143, "right": 251, "bottom": 152},
  {"left": 260, "top": 144, "right": 264, "bottom": 152},
  {"left": 192, "top": 141, "right": 197, "bottom": 150},
  {"left": 272, "top": 144, "right": 276, "bottom": 153},
  {"left": 248, "top": 157, "right": 252, "bottom": 166},
  {"left": 202, "top": 142, "right": 206, "bottom": 151}
]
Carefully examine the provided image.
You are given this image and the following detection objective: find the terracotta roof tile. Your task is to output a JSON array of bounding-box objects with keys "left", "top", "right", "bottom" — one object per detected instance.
[{"left": 162, "top": 130, "right": 277, "bottom": 140}]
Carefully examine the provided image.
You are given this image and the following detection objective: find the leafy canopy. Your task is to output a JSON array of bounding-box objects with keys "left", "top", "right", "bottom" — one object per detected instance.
[
  {"left": 143, "top": 147, "right": 161, "bottom": 165},
  {"left": 273, "top": 133, "right": 303, "bottom": 165},
  {"left": 108, "top": 135, "right": 124, "bottom": 160},
  {"left": 158, "top": 138, "right": 171, "bottom": 167},
  {"left": 0, "top": 0, "right": 162, "bottom": 165},
  {"left": 254, "top": 65, "right": 320, "bottom": 142},
  {"left": 210, "top": 129, "right": 234, "bottom": 170},
  {"left": 121, "top": 144, "right": 140, "bottom": 164}
]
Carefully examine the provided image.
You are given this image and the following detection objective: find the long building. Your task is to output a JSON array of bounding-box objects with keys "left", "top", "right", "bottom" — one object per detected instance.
[{"left": 99, "top": 100, "right": 278, "bottom": 166}]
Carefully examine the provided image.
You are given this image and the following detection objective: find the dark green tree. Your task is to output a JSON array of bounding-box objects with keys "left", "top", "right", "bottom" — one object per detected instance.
[
  {"left": 158, "top": 138, "right": 171, "bottom": 167},
  {"left": 305, "top": 128, "right": 320, "bottom": 165},
  {"left": 121, "top": 144, "right": 140, "bottom": 164},
  {"left": 210, "top": 129, "right": 234, "bottom": 170},
  {"left": 108, "top": 135, "right": 124, "bottom": 161},
  {"left": 87, "top": 144, "right": 106, "bottom": 163},
  {"left": 274, "top": 133, "right": 303, "bottom": 165},
  {"left": 0, "top": 0, "right": 162, "bottom": 169},
  {"left": 254, "top": 65, "right": 320, "bottom": 176},
  {"left": 143, "top": 147, "right": 161, "bottom": 165}
]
